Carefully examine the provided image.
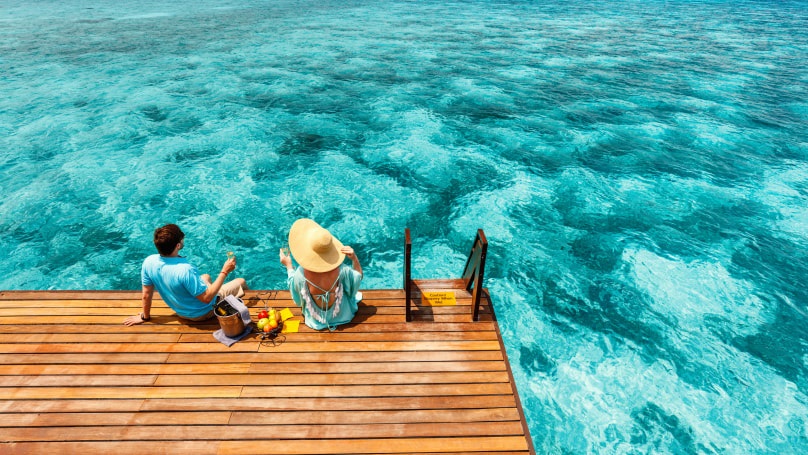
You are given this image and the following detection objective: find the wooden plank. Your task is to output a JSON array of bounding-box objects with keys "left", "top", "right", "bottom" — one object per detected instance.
[
  {"left": 0, "top": 363, "right": 252, "bottom": 376},
  {"left": 166, "top": 351, "right": 504, "bottom": 363},
  {"left": 0, "top": 361, "right": 502, "bottom": 376},
  {"left": 2, "top": 411, "right": 232, "bottom": 427},
  {"left": 253, "top": 340, "right": 502, "bottom": 353},
  {"left": 0, "top": 384, "right": 511, "bottom": 400},
  {"left": 3, "top": 408, "right": 520, "bottom": 427},
  {"left": 412, "top": 279, "right": 468, "bottom": 289},
  {"left": 178, "top": 330, "right": 499, "bottom": 343},
  {"left": 0, "top": 289, "right": 407, "bottom": 301},
  {"left": 247, "top": 361, "right": 506, "bottom": 374},
  {"left": 138, "top": 396, "right": 518, "bottom": 411},
  {"left": 0, "top": 301, "right": 486, "bottom": 316},
  {"left": 0, "top": 441, "right": 219, "bottom": 455},
  {"left": 0, "top": 324, "right": 214, "bottom": 334},
  {"left": 0, "top": 350, "right": 503, "bottom": 365},
  {"left": 0, "top": 395, "right": 519, "bottom": 414},
  {"left": 0, "top": 399, "right": 146, "bottom": 413},
  {"left": 0, "top": 440, "right": 528, "bottom": 455},
  {"left": 0, "top": 333, "right": 183, "bottom": 343},
  {"left": 0, "top": 321, "right": 497, "bottom": 333},
  {"left": 0, "top": 297, "right": 458, "bottom": 309},
  {"left": 0, "top": 372, "right": 509, "bottom": 387},
  {"left": 239, "top": 383, "right": 514, "bottom": 398},
  {"left": 0, "top": 313, "right": 493, "bottom": 325},
  {"left": 219, "top": 437, "right": 529, "bottom": 454},
  {"left": 403, "top": 453, "right": 529, "bottom": 455},
  {"left": 0, "top": 386, "right": 243, "bottom": 400},
  {"left": 0, "top": 353, "right": 170, "bottom": 364},
  {"left": 0, "top": 342, "right": 261, "bottom": 353},
  {"left": 0, "top": 340, "right": 500, "bottom": 354},
  {"left": 0, "top": 291, "right": 144, "bottom": 300},
  {"left": 0, "top": 395, "right": 518, "bottom": 414},
  {"left": 152, "top": 371, "right": 511, "bottom": 386},
  {"left": 0, "top": 375, "right": 159, "bottom": 386},
  {"left": 228, "top": 408, "right": 521, "bottom": 425},
  {"left": 0, "top": 422, "right": 526, "bottom": 441}
]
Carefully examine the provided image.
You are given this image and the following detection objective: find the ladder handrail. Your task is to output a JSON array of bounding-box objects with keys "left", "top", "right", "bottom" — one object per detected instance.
[
  {"left": 461, "top": 229, "right": 488, "bottom": 321},
  {"left": 404, "top": 228, "right": 488, "bottom": 322},
  {"left": 404, "top": 228, "right": 412, "bottom": 322}
]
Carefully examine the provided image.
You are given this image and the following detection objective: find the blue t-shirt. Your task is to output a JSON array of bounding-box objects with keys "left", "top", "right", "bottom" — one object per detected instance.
[{"left": 141, "top": 254, "right": 211, "bottom": 319}]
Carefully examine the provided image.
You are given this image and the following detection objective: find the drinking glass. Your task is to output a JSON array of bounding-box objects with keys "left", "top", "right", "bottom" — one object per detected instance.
[{"left": 257, "top": 292, "right": 270, "bottom": 313}]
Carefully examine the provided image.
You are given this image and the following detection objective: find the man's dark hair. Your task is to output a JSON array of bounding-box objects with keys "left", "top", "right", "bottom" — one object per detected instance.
[{"left": 154, "top": 224, "right": 184, "bottom": 256}]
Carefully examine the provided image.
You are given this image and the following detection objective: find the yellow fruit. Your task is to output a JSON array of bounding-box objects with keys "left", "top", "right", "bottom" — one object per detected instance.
[
  {"left": 268, "top": 318, "right": 278, "bottom": 329},
  {"left": 256, "top": 318, "right": 270, "bottom": 330}
]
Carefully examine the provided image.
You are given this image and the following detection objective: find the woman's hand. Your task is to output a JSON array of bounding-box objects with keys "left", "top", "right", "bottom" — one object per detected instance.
[
  {"left": 280, "top": 248, "right": 293, "bottom": 268},
  {"left": 341, "top": 246, "right": 362, "bottom": 277}
]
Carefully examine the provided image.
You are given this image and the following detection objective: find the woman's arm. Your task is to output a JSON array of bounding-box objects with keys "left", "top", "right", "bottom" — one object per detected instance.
[
  {"left": 280, "top": 247, "right": 294, "bottom": 274},
  {"left": 280, "top": 248, "right": 304, "bottom": 306},
  {"left": 341, "top": 246, "right": 362, "bottom": 278}
]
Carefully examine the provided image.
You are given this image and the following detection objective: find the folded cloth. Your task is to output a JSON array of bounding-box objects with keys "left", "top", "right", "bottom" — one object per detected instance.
[{"left": 212, "top": 295, "right": 254, "bottom": 346}]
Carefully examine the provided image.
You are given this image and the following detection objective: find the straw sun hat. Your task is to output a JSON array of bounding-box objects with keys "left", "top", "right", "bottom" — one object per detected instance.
[{"left": 288, "top": 219, "right": 345, "bottom": 273}]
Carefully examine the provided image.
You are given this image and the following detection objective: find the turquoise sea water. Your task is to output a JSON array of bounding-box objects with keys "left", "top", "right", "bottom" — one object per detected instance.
[{"left": 2, "top": 0, "right": 807, "bottom": 452}]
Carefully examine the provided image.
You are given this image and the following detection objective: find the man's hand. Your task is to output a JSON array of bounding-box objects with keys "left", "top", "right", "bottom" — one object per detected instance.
[
  {"left": 222, "top": 256, "right": 237, "bottom": 275},
  {"left": 128, "top": 285, "right": 155, "bottom": 327},
  {"left": 123, "top": 314, "right": 146, "bottom": 326}
]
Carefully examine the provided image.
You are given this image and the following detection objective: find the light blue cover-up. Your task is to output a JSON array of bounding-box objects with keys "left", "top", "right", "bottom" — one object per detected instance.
[{"left": 287, "top": 264, "right": 362, "bottom": 331}]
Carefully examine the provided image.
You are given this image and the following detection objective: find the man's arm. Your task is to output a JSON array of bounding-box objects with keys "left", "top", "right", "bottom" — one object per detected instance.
[
  {"left": 123, "top": 285, "right": 154, "bottom": 326},
  {"left": 195, "top": 257, "right": 237, "bottom": 304}
]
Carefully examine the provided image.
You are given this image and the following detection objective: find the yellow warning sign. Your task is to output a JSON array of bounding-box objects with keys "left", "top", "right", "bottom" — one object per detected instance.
[{"left": 422, "top": 291, "right": 457, "bottom": 306}]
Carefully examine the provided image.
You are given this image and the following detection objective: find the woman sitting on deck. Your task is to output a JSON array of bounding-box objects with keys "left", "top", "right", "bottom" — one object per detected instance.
[{"left": 280, "top": 219, "right": 363, "bottom": 331}]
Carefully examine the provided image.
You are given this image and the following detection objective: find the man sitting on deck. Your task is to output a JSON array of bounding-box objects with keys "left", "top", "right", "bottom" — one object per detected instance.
[{"left": 123, "top": 224, "right": 248, "bottom": 326}]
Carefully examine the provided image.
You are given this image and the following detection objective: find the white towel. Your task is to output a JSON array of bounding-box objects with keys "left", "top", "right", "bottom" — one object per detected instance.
[{"left": 212, "top": 296, "right": 253, "bottom": 346}]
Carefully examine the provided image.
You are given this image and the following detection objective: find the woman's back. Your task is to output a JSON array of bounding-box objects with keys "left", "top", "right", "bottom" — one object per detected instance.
[{"left": 303, "top": 267, "right": 341, "bottom": 309}]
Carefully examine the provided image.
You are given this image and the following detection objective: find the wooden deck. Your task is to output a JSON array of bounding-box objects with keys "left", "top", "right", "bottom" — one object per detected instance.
[{"left": 0, "top": 280, "right": 534, "bottom": 454}]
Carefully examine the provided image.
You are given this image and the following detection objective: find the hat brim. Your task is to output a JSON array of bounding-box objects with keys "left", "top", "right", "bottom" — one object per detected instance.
[{"left": 288, "top": 219, "right": 345, "bottom": 273}]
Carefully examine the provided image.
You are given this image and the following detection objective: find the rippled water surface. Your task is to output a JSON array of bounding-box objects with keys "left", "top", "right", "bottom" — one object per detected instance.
[{"left": 2, "top": 0, "right": 807, "bottom": 452}]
